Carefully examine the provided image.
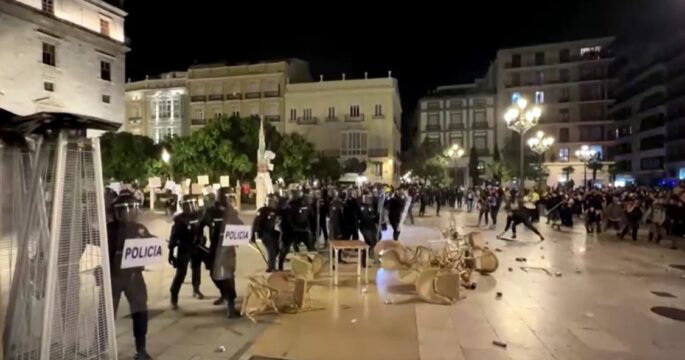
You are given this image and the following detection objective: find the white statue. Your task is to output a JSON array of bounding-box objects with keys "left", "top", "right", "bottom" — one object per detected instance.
[{"left": 255, "top": 117, "right": 275, "bottom": 209}]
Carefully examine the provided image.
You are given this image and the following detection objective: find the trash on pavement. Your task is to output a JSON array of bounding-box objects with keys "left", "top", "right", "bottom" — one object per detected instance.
[
  {"left": 215, "top": 346, "right": 226, "bottom": 353},
  {"left": 492, "top": 340, "right": 507, "bottom": 348},
  {"left": 508, "top": 267, "right": 513, "bottom": 272},
  {"left": 351, "top": 318, "right": 357, "bottom": 323},
  {"left": 515, "top": 257, "right": 527, "bottom": 262},
  {"left": 554, "top": 272, "right": 562, "bottom": 277},
  {"left": 496, "top": 292, "right": 502, "bottom": 299}
]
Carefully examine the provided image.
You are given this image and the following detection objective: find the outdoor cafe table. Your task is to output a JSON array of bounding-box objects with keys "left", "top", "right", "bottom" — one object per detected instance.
[{"left": 328, "top": 240, "right": 370, "bottom": 285}]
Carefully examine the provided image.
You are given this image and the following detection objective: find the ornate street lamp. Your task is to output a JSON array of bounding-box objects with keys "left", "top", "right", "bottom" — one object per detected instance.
[
  {"left": 575, "top": 145, "right": 597, "bottom": 189},
  {"left": 445, "top": 144, "right": 465, "bottom": 184},
  {"left": 527, "top": 130, "right": 554, "bottom": 155},
  {"left": 504, "top": 97, "right": 542, "bottom": 189}
]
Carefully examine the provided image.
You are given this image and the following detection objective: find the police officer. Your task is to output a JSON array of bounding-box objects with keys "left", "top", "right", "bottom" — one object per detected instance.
[
  {"left": 279, "top": 190, "right": 313, "bottom": 270},
  {"left": 252, "top": 194, "right": 280, "bottom": 272},
  {"left": 212, "top": 190, "right": 241, "bottom": 318},
  {"left": 387, "top": 190, "right": 405, "bottom": 241},
  {"left": 328, "top": 189, "right": 344, "bottom": 241},
  {"left": 319, "top": 188, "right": 331, "bottom": 244},
  {"left": 199, "top": 189, "right": 229, "bottom": 306},
  {"left": 107, "top": 194, "right": 152, "bottom": 360},
  {"left": 169, "top": 197, "right": 204, "bottom": 309},
  {"left": 342, "top": 189, "right": 361, "bottom": 240},
  {"left": 359, "top": 192, "right": 379, "bottom": 266}
]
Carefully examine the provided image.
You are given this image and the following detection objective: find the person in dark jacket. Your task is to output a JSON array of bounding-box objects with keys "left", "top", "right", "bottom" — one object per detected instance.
[
  {"left": 199, "top": 194, "right": 229, "bottom": 305},
  {"left": 169, "top": 198, "right": 204, "bottom": 309},
  {"left": 328, "top": 190, "right": 344, "bottom": 241},
  {"left": 251, "top": 194, "right": 280, "bottom": 272},
  {"left": 387, "top": 191, "right": 405, "bottom": 240},
  {"left": 342, "top": 190, "right": 361, "bottom": 240},
  {"left": 498, "top": 208, "right": 545, "bottom": 241},
  {"left": 619, "top": 198, "right": 643, "bottom": 241},
  {"left": 359, "top": 192, "right": 379, "bottom": 266}
]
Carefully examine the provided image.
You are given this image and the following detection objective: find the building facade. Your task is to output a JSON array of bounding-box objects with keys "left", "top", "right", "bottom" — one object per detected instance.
[
  {"left": 186, "top": 59, "right": 310, "bottom": 133},
  {"left": 609, "top": 33, "right": 685, "bottom": 184},
  {"left": 493, "top": 37, "right": 615, "bottom": 186},
  {"left": 0, "top": 0, "right": 127, "bottom": 126},
  {"left": 416, "top": 82, "right": 497, "bottom": 185},
  {"left": 284, "top": 76, "right": 402, "bottom": 184},
  {"left": 124, "top": 72, "right": 188, "bottom": 142}
]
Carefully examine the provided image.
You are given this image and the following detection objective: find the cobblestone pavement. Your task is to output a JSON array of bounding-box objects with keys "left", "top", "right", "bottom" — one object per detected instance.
[{"left": 130, "top": 208, "right": 685, "bottom": 360}]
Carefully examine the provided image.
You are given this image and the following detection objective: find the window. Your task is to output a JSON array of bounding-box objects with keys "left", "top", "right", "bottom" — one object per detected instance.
[
  {"left": 640, "top": 156, "right": 664, "bottom": 170},
  {"left": 328, "top": 107, "right": 336, "bottom": 119},
  {"left": 560, "top": 108, "right": 570, "bottom": 122},
  {"left": 426, "top": 134, "right": 441, "bottom": 145},
  {"left": 290, "top": 109, "right": 297, "bottom": 121},
  {"left": 374, "top": 104, "right": 383, "bottom": 117},
  {"left": 474, "top": 134, "right": 487, "bottom": 151},
  {"left": 303, "top": 108, "right": 312, "bottom": 120},
  {"left": 232, "top": 110, "right": 240, "bottom": 117},
  {"left": 559, "top": 128, "right": 570, "bottom": 142},
  {"left": 559, "top": 68, "right": 570, "bottom": 82},
  {"left": 43, "top": 82, "right": 54, "bottom": 92},
  {"left": 372, "top": 162, "right": 383, "bottom": 177},
  {"left": 535, "top": 52, "right": 545, "bottom": 65},
  {"left": 560, "top": 87, "right": 570, "bottom": 102},
  {"left": 473, "top": 98, "right": 487, "bottom": 107},
  {"left": 449, "top": 99, "right": 463, "bottom": 108},
  {"left": 173, "top": 99, "right": 181, "bottom": 118},
  {"left": 558, "top": 147, "right": 569, "bottom": 162},
  {"left": 535, "top": 71, "right": 544, "bottom": 85},
  {"left": 473, "top": 109, "right": 486, "bottom": 124},
  {"left": 511, "top": 54, "right": 521, "bottom": 67},
  {"left": 350, "top": 105, "right": 360, "bottom": 117},
  {"left": 449, "top": 133, "right": 463, "bottom": 148},
  {"left": 426, "top": 113, "right": 440, "bottom": 130},
  {"left": 42, "top": 43, "right": 56, "bottom": 66},
  {"left": 100, "top": 61, "right": 111, "bottom": 81},
  {"left": 42, "top": 0, "right": 54, "bottom": 14},
  {"left": 579, "top": 126, "right": 604, "bottom": 141},
  {"left": 477, "top": 161, "right": 485, "bottom": 173},
  {"left": 100, "top": 19, "right": 110, "bottom": 36},
  {"left": 580, "top": 46, "right": 602, "bottom": 58},
  {"left": 341, "top": 131, "right": 367, "bottom": 156},
  {"left": 448, "top": 112, "right": 463, "bottom": 129},
  {"left": 427, "top": 101, "right": 441, "bottom": 110},
  {"left": 101, "top": 95, "right": 111, "bottom": 104},
  {"left": 511, "top": 92, "right": 522, "bottom": 104},
  {"left": 195, "top": 108, "right": 204, "bottom": 120},
  {"left": 535, "top": 91, "right": 545, "bottom": 104},
  {"left": 510, "top": 73, "right": 521, "bottom": 86},
  {"left": 214, "top": 109, "right": 222, "bottom": 120},
  {"left": 156, "top": 99, "right": 171, "bottom": 118},
  {"left": 559, "top": 48, "right": 571, "bottom": 62},
  {"left": 589, "top": 145, "right": 603, "bottom": 158}
]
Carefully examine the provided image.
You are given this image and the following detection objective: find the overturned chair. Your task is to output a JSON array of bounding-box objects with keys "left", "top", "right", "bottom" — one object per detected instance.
[{"left": 415, "top": 268, "right": 461, "bottom": 305}]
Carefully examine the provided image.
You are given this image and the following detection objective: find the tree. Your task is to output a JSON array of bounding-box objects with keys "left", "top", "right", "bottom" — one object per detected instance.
[
  {"left": 587, "top": 158, "right": 604, "bottom": 187},
  {"left": 562, "top": 166, "right": 575, "bottom": 182},
  {"left": 272, "top": 133, "right": 316, "bottom": 183},
  {"left": 342, "top": 158, "right": 367, "bottom": 174},
  {"left": 100, "top": 132, "right": 159, "bottom": 183},
  {"left": 468, "top": 146, "right": 481, "bottom": 186},
  {"left": 492, "top": 143, "right": 501, "bottom": 162},
  {"left": 487, "top": 161, "right": 512, "bottom": 183},
  {"left": 403, "top": 141, "right": 448, "bottom": 183},
  {"left": 311, "top": 156, "right": 343, "bottom": 183},
  {"left": 502, "top": 134, "right": 548, "bottom": 182}
]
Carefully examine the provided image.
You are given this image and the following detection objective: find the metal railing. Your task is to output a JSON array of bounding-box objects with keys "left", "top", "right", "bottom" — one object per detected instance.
[
  {"left": 262, "top": 90, "right": 280, "bottom": 98},
  {"left": 244, "top": 92, "right": 261, "bottom": 99},
  {"left": 264, "top": 115, "right": 281, "bottom": 122},
  {"left": 226, "top": 93, "right": 242, "bottom": 100},
  {"left": 191, "top": 119, "right": 205, "bottom": 125},
  {"left": 297, "top": 117, "right": 318, "bottom": 125},
  {"left": 190, "top": 95, "right": 206, "bottom": 102},
  {"left": 345, "top": 114, "right": 365, "bottom": 122}
]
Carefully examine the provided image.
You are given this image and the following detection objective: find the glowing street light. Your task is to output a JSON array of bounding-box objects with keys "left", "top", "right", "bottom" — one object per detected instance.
[
  {"left": 161, "top": 148, "right": 171, "bottom": 164},
  {"left": 575, "top": 145, "right": 597, "bottom": 189},
  {"left": 527, "top": 131, "right": 554, "bottom": 155},
  {"left": 504, "top": 96, "right": 542, "bottom": 189}
]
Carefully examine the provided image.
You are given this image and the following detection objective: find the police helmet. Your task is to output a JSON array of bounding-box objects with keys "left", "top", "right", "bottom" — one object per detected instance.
[
  {"left": 267, "top": 194, "right": 278, "bottom": 208},
  {"left": 180, "top": 197, "right": 199, "bottom": 214},
  {"left": 217, "top": 187, "right": 232, "bottom": 207},
  {"left": 361, "top": 192, "right": 373, "bottom": 205},
  {"left": 111, "top": 194, "right": 140, "bottom": 223}
]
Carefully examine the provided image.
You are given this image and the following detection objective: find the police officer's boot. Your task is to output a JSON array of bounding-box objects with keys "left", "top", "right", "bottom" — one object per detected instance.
[
  {"left": 170, "top": 293, "right": 179, "bottom": 310},
  {"left": 227, "top": 299, "right": 240, "bottom": 319},
  {"left": 193, "top": 289, "right": 205, "bottom": 300}
]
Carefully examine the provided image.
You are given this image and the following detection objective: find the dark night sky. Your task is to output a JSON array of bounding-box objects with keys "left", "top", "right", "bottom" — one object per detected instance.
[{"left": 123, "top": 0, "right": 683, "bottom": 146}]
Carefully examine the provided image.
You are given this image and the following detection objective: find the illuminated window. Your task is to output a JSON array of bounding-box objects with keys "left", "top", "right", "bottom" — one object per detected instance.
[
  {"left": 558, "top": 147, "right": 569, "bottom": 162},
  {"left": 535, "top": 91, "right": 545, "bottom": 104},
  {"left": 679, "top": 168, "right": 685, "bottom": 180},
  {"left": 560, "top": 108, "right": 570, "bottom": 122},
  {"left": 195, "top": 108, "right": 204, "bottom": 120},
  {"left": 511, "top": 92, "right": 521, "bottom": 104},
  {"left": 100, "top": 19, "right": 110, "bottom": 36},
  {"left": 372, "top": 162, "right": 383, "bottom": 177}
]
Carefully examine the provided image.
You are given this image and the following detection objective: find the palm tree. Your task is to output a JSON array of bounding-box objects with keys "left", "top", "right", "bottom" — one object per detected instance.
[
  {"left": 587, "top": 159, "right": 604, "bottom": 187},
  {"left": 562, "top": 166, "right": 575, "bottom": 182}
]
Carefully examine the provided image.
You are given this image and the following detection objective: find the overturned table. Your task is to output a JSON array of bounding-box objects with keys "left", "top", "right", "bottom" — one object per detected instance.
[{"left": 328, "top": 240, "right": 370, "bottom": 285}]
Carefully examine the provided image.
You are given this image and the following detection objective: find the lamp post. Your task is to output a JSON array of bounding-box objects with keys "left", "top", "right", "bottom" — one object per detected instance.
[
  {"left": 527, "top": 131, "right": 554, "bottom": 185},
  {"left": 504, "top": 97, "right": 542, "bottom": 189},
  {"left": 575, "top": 145, "right": 596, "bottom": 189},
  {"left": 445, "top": 144, "right": 465, "bottom": 185}
]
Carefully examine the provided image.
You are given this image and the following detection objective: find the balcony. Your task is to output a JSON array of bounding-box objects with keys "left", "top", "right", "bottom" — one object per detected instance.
[
  {"left": 474, "top": 148, "right": 490, "bottom": 156},
  {"left": 207, "top": 94, "right": 224, "bottom": 101},
  {"left": 319, "top": 149, "right": 340, "bottom": 157},
  {"left": 191, "top": 119, "right": 206, "bottom": 126},
  {"left": 226, "top": 93, "right": 242, "bottom": 100},
  {"left": 368, "top": 148, "right": 389, "bottom": 157},
  {"left": 325, "top": 116, "right": 339, "bottom": 122},
  {"left": 558, "top": 97, "right": 571, "bottom": 103},
  {"left": 345, "top": 114, "right": 365, "bottom": 122},
  {"left": 244, "top": 92, "right": 261, "bottom": 99},
  {"left": 447, "top": 123, "right": 465, "bottom": 130},
  {"left": 264, "top": 115, "right": 280, "bottom": 123},
  {"left": 425, "top": 124, "right": 441, "bottom": 131},
  {"left": 128, "top": 116, "right": 142, "bottom": 124},
  {"left": 472, "top": 122, "right": 490, "bottom": 129},
  {"left": 639, "top": 114, "right": 665, "bottom": 132},
  {"left": 504, "top": 51, "right": 613, "bottom": 69},
  {"left": 297, "top": 117, "right": 318, "bottom": 125},
  {"left": 263, "top": 90, "right": 280, "bottom": 98},
  {"left": 372, "top": 114, "right": 385, "bottom": 119},
  {"left": 190, "top": 95, "right": 206, "bottom": 102},
  {"left": 579, "top": 94, "right": 606, "bottom": 102}
]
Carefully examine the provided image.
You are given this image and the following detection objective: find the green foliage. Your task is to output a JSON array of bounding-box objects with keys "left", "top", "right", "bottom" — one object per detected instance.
[
  {"left": 403, "top": 141, "right": 449, "bottom": 184},
  {"left": 342, "top": 158, "right": 367, "bottom": 174},
  {"left": 100, "top": 132, "right": 159, "bottom": 183},
  {"left": 487, "top": 161, "right": 512, "bottom": 182},
  {"left": 502, "top": 134, "right": 549, "bottom": 182},
  {"left": 272, "top": 133, "right": 316, "bottom": 183},
  {"left": 587, "top": 158, "right": 604, "bottom": 185},
  {"left": 311, "top": 156, "right": 344, "bottom": 182},
  {"left": 492, "top": 143, "right": 501, "bottom": 162}
]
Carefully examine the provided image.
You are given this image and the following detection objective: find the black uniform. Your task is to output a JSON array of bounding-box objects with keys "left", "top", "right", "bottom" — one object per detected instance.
[
  {"left": 169, "top": 211, "right": 203, "bottom": 306},
  {"left": 502, "top": 210, "right": 544, "bottom": 240},
  {"left": 328, "top": 197, "right": 344, "bottom": 241},
  {"left": 359, "top": 201, "right": 379, "bottom": 260},
  {"left": 279, "top": 197, "right": 314, "bottom": 270},
  {"left": 342, "top": 196, "right": 361, "bottom": 240},
  {"left": 107, "top": 220, "right": 151, "bottom": 357},
  {"left": 199, "top": 203, "right": 228, "bottom": 300},
  {"left": 252, "top": 205, "right": 280, "bottom": 272},
  {"left": 319, "top": 192, "right": 330, "bottom": 243},
  {"left": 387, "top": 194, "right": 405, "bottom": 240}
]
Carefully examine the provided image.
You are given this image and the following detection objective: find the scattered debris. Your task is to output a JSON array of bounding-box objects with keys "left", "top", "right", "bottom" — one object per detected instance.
[
  {"left": 496, "top": 292, "right": 502, "bottom": 299},
  {"left": 508, "top": 267, "right": 513, "bottom": 272},
  {"left": 351, "top": 318, "right": 358, "bottom": 324},
  {"left": 515, "top": 257, "right": 527, "bottom": 262},
  {"left": 341, "top": 305, "right": 351, "bottom": 310},
  {"left": 495, "top": 248, "right": 503, "bottom": 252},
  {"left": 521, "top": 266, "right": 553, "bottom": 276},
  {"left": 540, "top": 246, "right": 544, "bottom": 250},
  {"left": 361, "top": 287, "right": 368, "bottom": 294},
  {"left": 215, "top": 346, "right": 226, "bottom": 353},
  {"left": 384, "top": 299, "right": 393, "bottom": 305},
  {"left": 492, "top": 340, "right": 507, "bottom": 348},
  {"left": 554, "top": 272, "right": 562, "bottom": 277}
]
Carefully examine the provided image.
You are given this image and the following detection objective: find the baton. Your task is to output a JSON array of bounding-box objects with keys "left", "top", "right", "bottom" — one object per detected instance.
[
  {"left": 544, "top": 200, "right": 565, "bottom": 216},
  {"left": 248, "top": 240, "right": 268, "bottom": 265}
]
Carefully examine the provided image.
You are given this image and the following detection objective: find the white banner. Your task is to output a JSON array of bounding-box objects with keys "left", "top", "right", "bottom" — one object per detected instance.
[
  {"left": 149, "top": 177, "right": 162, "bottom": 188},
  {"left": 121, "top": 237, "right": 165, "bottom": 269},
  {"left": 220, "top": 176, "right": 230, "bottom": 187},
  {"left": 222, "top": 225, "right": 252, "bottom": 247},
  {"left": 197, "top": 175, "right": 209, "bottom": 186}
]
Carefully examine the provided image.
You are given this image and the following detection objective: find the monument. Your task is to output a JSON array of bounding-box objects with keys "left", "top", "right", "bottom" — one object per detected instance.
[{"left": 254, "top": 117, "right": 275, "bottom": 209}]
